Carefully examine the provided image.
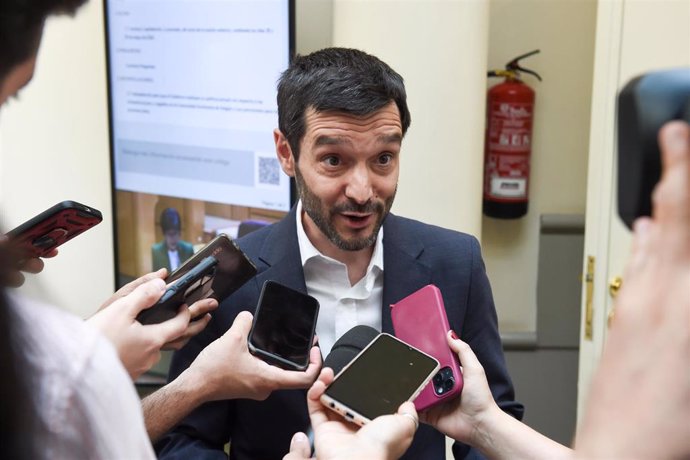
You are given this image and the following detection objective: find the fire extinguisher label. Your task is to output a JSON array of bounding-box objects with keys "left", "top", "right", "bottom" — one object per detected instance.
[
  {"left": 490, "top": 177, "right": 527, "bottom": 197},
  {"left": 484, "top": 101, "right": 533, "bottom": 202}
]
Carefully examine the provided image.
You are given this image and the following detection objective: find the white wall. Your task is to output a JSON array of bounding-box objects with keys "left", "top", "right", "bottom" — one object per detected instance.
[
  {"left": 482, "top": 0, "right": 597, "bottom": 332},
  {"left": 0, "top": 0, "right": 112, "bottom": 318}
]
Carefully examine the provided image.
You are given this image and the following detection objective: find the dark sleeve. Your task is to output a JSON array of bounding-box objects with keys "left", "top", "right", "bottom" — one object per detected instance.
[
  {"left": 154, "top": 316, "right": 232, "bottom": 459},
  {"left": 452, "top": 236, "right": 524, "bottom": 459}
]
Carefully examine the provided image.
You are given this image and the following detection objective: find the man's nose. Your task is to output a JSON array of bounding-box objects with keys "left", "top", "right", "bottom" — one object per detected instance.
[{"left": 345, "top": 165, "right": 374, "bottom": 205}]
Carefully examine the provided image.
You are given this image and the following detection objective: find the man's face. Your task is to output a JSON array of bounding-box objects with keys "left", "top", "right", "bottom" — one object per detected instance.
[
  {"left": 276, "top": 102, "right": 402, "bottom": 254},
  {"left": 0, "top": 56, "right": 37, "bottom": 106},
  {"left": 164, "top": 229, "right": 181, "bottom": 251}
]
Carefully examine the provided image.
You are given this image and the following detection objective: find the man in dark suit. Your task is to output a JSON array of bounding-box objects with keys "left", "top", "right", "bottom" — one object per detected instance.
[
  {"left": 152, "top": 207, "right": 195, "bottom": 272},
  {"left": 156, "top": 48, "right": 522, "bottom": 459}
]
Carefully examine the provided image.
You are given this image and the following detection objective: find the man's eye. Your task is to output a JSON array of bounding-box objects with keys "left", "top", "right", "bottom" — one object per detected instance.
[
  {"left": 324, "top": 156, "right": 340, "bottom": 166},
  {"left": 378, "top": 153, "right": 393, "bottom": 165}
]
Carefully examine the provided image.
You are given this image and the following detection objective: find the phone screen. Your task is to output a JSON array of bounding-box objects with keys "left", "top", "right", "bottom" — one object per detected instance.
[
  {"left": 323, "top": 333, "right": 439, "bottom": 422},
  {"left": 248, "top": 280, "right": 320, "bottom": 370}
]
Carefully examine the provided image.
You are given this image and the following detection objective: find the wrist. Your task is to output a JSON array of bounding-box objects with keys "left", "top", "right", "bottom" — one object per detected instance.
[
  {"left": 469, "top": 402, "right": 504, "bottom": 453},
  {"left": 173, "top": 366, "right": 214, "bottom": 406}
]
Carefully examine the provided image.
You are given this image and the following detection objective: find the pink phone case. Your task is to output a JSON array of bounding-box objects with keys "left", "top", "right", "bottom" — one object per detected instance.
[{"left": 390, "top": 284, "right": 463, "bottom": 411}]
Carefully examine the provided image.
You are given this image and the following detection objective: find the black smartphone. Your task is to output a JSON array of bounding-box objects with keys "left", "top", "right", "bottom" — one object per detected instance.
[
  {"left": 248, "top": 280, "right": 320, "bottom": 371},
  {"left": 7, "top": 200, "right": 102, "bottom": 257},
  {"left": 136, "top": 255, "right": 219, "bottom": 325},
  {"left": 320, "top": 333, "right": 439, "bottom": 426},
  {"left": 137, "top": 234, "right": 257, "bottom": 324},
  {"left": 168, "top": 233, "right": 256, "bottom": 304}
]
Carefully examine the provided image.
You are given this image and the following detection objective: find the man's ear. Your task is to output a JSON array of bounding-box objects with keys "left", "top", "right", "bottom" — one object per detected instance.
[{"left": 274, "top": 129, "right": 295, "bottom": 177}]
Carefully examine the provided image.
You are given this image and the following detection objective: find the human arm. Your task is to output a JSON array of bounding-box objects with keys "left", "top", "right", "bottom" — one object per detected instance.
[
  {"left": 87, "top": 270, "right": 218, "bottom": 379},
  {"left": 574, "top": 121, "right": 690, "bottom": 459},
  {"left": 143, "top": 310, "right": 322, "bottom": 442},
  {"left": 421, "top": 332, "right": 573, "bottom": 460},
  {"left": 283, "top": 368, "right": 418, "bottom": 460}
]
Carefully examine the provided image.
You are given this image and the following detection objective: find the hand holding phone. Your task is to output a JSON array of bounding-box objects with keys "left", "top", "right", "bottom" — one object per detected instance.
[
  {"left": 391, "top": 284, "right": 463, "bottom": 411},
  {"left": 7, "top": 200, "right": 102, "bottom": 257},
  {"left": 320, "top": 333, "right": 439, "bottom": 426},
  {"left": 166, "top": 234, "right": 256, "bottom": 305},
  {"left": 136, "top": 234, "right": 257, "bottom": 325},
  {"left": 136, "top": 256, "right": 218, "bottom": 325},
  {"left": 248, "top": 280, "right": 320, "bottom": 371}
]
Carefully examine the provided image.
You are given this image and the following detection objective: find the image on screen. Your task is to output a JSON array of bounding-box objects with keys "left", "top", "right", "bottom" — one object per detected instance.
[
  {"left": 105, "top": 0, "right": 294, "bottom": 287},
  {"left": 324, "top": 334, "right": 439, "bottom": 420}
]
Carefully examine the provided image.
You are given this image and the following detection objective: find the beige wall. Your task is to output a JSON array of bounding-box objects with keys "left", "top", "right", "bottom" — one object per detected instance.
[{"left": 482, "top": 0, "right": 596, "bottom": 332}]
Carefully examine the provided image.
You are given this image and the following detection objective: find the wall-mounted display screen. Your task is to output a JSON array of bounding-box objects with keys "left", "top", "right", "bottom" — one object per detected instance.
[{"left": 105, "top": 0, "right": 293, "bottom": 286}]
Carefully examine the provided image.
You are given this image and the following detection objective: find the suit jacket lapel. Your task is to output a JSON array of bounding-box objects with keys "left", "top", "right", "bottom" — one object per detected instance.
[
  {"left": 381, "top": 214, "right": 432, "bottom": 334},
  {"left": 253, "top": 206, "right": 308, "bottom": 293}
]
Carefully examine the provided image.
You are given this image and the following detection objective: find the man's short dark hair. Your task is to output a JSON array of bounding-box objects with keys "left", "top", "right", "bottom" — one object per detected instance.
[
  {"left": 159, "top": 208, "right": 182, "bottom": 233},
  {"left": 277, "top": 47, "right": 412, "bottom": 159},
  {"left": 0, "top": 0, "right": 87, "bottom": 82}
]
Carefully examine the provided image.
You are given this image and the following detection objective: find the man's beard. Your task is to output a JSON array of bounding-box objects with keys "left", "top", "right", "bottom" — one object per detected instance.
[{"left": 294, "top": 167, "right": 395, "bottom": 251}]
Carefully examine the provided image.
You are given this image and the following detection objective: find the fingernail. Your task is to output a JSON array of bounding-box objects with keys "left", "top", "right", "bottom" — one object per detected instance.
[
  {"left": 291, "top": 432, "right": 308, "bottom": 446},
  {"left": 449, "top": 330, "right": 459, "bottom": 340}
]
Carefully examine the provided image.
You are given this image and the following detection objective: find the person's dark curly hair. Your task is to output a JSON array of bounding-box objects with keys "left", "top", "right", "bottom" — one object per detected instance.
[{"left": 0, "top": 0, "right": 87, "bottom": 81}]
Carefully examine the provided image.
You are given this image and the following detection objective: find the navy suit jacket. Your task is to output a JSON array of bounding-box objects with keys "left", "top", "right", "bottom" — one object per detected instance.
[{"left": 156, "top": 207, "right": 523, "bottom": 459}]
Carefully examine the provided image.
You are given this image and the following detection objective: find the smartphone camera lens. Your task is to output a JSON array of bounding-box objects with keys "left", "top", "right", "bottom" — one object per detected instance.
[{"left": 433, "top": 367, "right": 455, "bottom": 395}]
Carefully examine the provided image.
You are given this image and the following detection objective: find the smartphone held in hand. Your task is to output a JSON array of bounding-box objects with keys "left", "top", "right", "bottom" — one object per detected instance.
[
  {"left": 136, "top": 255, "right": 219, "bottom": 325},
  {"left": 7, "top": 200, "right": 102, "bottom": 257},
  {"left": 391, "top": 284, "right": 463, "bottom": 411},
  {"left": 248, "top": 280, "right": 320, "bottom": 371},
  {"left": 137, "top": 234, "right": 257, "bottom": 325},
  {"left": 321, "top": 333, "right": 439, "bottom": 426}
]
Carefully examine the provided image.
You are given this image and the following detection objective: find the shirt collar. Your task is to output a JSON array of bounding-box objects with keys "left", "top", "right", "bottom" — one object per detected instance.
[{"left": 296, "top": 200, "right": 384, "bottom": 272}]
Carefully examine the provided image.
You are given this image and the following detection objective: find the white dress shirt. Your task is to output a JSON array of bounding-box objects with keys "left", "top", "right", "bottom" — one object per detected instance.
[{"left": 296, "top": 201, "right": 384, "bottom": 357}]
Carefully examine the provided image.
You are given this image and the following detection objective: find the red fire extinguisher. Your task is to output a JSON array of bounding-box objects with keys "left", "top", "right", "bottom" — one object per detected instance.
[{"left": 483, "top": 50, "right": 542, "bottom": 219}]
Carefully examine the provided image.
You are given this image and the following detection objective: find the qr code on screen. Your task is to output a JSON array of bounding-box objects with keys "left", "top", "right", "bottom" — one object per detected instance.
[{"left": 257, "top": 156, "right": 281, "bottom": 187}]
